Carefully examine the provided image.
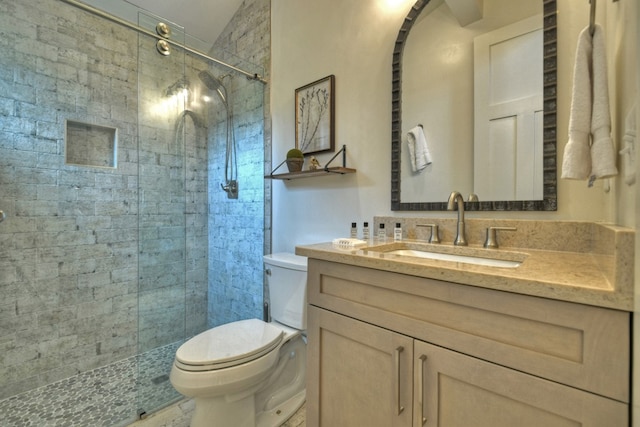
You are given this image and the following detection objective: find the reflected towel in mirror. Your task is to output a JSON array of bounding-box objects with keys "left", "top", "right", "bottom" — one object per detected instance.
[{"left": 407, "top": 125, "right": 433, "bottom": 172}]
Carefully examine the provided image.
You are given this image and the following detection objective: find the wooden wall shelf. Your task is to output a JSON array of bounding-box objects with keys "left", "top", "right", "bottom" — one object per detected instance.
[
  {"left": 266, "top": 166, "right": 356, "bottom": 180},
  {"left": 266, "top": 145, "right": 356, "bottom": 180}
]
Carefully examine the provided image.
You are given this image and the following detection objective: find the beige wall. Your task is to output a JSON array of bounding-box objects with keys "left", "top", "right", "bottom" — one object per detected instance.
[
  {"left": 272, "top": 1, "right": 399, "bottom": 250},
  {"left": 630, "top": 0, "right": 640, "bottom": 425},
  {"left": 271, "top": 0, "right": 636, "bottom": 252},
  {"left": 608, "top": 0, "right": 638, "bottom": 228},
  {"left": 271, "top": 0, "right": 638, "bottom": 421}
]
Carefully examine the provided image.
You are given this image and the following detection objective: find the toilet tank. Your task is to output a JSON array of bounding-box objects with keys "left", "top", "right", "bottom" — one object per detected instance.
[{"left": 264, "top": 253, "right": 307, "bottom": 330}]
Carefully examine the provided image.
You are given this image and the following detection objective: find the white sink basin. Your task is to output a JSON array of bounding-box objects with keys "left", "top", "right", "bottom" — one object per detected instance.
[
  {"left": 385, "top": 249, "right": 522, "bottom": 268},
  {"left": 366, "top": 243, "right": 526, "bottom": 269}
]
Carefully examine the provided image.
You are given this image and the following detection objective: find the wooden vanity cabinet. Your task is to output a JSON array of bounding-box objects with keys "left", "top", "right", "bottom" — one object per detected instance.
[
  {"left": 306, "top": 259, "right": 630, "bottom": 427},
  {"left": 307, "top": 306, "right": 413, "bottom": 427}
]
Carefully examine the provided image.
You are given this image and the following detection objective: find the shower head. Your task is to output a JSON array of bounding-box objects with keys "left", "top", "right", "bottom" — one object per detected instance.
[
  {"left": 198, "top": 70, "right": 227, "bottom": 105},
  {"left": 166, "top": 79, "right": 189, "bottom": 97},
  {"left": 198, "top": 70, "right": 224, "bottom": 90}
]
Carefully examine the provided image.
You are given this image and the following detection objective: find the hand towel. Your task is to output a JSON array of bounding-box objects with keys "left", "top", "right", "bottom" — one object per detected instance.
[
  {"left": 561, "top": 24, "right": 618, "bottom": 181},
  {"left": 589, "top": 24, "right": 618, "bottom": 179},
  {"left": 561, "top": 26, "right": 593, "bottom": 180},
  {"left": 619, "top": 103, "right": 636, "bottom": 185},
  {"left": 407, "top": 126, "right": 432, "bottom": 172}
]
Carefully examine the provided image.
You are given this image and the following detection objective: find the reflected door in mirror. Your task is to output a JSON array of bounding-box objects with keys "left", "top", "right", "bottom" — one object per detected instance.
[{"left": 474, "top": 15, "right": 543, "bottom": 201}]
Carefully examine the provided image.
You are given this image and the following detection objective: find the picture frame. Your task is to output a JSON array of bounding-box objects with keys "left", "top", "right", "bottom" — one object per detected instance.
[{"left": 295, "top": 75, "right": 335, "bottom": 155}]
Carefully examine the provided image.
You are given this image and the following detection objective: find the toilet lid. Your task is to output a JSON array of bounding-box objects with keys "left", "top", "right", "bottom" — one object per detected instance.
[{"left": 175, "top": 319, "right": 284, "bottom": 371}]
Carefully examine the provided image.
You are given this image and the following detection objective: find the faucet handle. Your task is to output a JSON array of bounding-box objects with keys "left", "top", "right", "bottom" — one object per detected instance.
[
  {"left": 416, "top": 224, "right": 440, "bottom": 244},
  {"left": 484, "top": 226, "right": 517, "bottom": 249}
]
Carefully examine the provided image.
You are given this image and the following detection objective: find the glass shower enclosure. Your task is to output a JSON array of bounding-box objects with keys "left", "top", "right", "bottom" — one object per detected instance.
[
  {"left": 124, "top": 7, "right": 267, "bottom": 420},
  {"left": 0, "top": 0, "right": 266, "bottom": 424}
]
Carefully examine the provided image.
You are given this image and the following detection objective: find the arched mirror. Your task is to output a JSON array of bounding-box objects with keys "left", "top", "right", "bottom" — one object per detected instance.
[{"left": 391, "top": 0, "right": 557, "bottom": 211}]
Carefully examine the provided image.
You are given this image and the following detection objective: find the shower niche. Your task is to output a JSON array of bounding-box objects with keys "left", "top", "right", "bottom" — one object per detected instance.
[{"left": 65, "top": 119, "right": 118, "bottom": 168}]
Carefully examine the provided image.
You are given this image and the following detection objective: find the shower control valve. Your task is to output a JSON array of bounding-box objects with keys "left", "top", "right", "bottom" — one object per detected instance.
[{"left": 221, "top": 180, "right": 239, "bottom": 199}]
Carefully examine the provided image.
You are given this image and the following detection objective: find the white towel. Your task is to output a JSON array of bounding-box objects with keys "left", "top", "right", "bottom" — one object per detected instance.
[
  {"left": 407, "top": 126, "right": 432, "bottom": 172},
  {"left": 561, "top": 25, "right": 618, "bottom": 181},
  {"left": 589, "top": 25, "right": 617, "bottom": 179},
  {"left": 561, "top": 26, "right": 592, "bottom": 180},
  {"left": 619, "top": 103, "right": 636, "bottom": 185}
]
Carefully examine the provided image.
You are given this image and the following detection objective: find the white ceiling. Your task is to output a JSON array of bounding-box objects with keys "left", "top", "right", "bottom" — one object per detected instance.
[
  {"left": 84, "top": 0, "right": 244, "bottom": 50},
  {"left": 126, "top": 0, "right": 244, "bottom": 46}
]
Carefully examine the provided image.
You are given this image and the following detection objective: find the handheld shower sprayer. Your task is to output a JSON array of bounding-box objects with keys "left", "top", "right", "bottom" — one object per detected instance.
[{"left": 198, "top": 70, "right": 238, "bottom": 199}]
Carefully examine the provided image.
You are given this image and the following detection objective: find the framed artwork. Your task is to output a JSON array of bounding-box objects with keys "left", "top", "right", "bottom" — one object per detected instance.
[{"left": 295, "top": 75, "right": 335, "bottom": 155}]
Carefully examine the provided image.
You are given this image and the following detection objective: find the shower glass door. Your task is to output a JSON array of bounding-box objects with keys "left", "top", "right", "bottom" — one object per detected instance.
[
  {"left": 134, "top": 7, "right": 266, "bottom": 416},
  {"left": 136, "top": 12, "right": 196, "bottom": 415}
]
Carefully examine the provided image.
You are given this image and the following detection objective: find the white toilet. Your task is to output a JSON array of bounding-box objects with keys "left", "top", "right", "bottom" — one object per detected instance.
[{"left": 170, "top": 253, "right": 307, "bottom": 427}]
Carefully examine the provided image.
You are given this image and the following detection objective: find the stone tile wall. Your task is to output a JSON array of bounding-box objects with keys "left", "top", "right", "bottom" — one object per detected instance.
[
  {"left": 207, "top": 0, "right": 271, "bottom": 327},
  {"left": 0, "top": 0, "right": 268, "bottom": 406},
  {"left": 0, "top": 0, "right": 213, "bottom": 400},
  {"left": 135, "top": 28, "right": 211, "bottom": 352},
  {"left": 0, "top": 0, "right": 140, "bottom": 399}
]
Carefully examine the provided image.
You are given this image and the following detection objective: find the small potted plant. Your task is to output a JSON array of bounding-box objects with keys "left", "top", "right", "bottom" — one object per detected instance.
[{"left": 286, "top": 148, "right": 304, "bottom": 172}]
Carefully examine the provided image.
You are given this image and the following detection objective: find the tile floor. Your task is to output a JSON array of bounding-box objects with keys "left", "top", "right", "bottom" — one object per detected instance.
[
  {"left": 130, "top": 400, "right": 306, "bottom": 427},
  {"left": 0, "top": 339, "right": 306, "bottom": 427},
  {"left": 0, "top": 343, "right": 180, "bottom": 427},
  {"left": 0, "top": 344, "right": 305, "bottom": 427}
]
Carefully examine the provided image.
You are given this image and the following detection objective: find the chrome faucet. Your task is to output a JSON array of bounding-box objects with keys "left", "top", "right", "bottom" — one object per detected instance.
[{"left": 447, "top": 191, "right": 467, "bottom": 246}]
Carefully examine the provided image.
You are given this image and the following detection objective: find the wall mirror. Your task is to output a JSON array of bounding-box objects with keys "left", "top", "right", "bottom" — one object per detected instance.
[{"left": 391, "top": 0, "right": 557, "bottom": 211}]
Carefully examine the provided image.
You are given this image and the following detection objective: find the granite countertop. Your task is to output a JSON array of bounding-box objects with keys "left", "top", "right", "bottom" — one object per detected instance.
[{"left": 296, "top": 222, "right": 634, "bottom": 311}]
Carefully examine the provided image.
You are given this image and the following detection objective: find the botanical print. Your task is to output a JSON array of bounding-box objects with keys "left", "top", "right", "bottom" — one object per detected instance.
[{"left": 295, "top": 75, "right": 334, "bottom": 155}]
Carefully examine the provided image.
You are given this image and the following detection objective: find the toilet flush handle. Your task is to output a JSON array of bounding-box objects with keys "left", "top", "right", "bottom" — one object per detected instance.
[{"left": 265, "top": 268, "right": 271, "bottom": 276}]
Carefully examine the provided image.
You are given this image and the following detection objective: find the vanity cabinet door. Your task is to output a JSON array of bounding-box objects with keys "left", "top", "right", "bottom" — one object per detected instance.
[
  {"left": 307, "top": 306, "right": 413, "bottom": 427},
  {"left": 414, "top": 340, "right": 628, "bottom": 427}
]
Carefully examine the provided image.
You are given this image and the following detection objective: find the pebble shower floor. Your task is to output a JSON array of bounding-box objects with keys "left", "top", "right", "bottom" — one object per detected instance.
[{"left": 0, "top": 343, "right": 180, "bottom": 427}]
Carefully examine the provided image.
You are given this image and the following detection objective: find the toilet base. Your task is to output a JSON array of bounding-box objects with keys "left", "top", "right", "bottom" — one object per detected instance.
[
  {"left": 255, "top": 335, "right": 306, "bottom": 426},
  {"left": 189, "top": 389, "right": 305, "bottom": 427},
  {"left": 256, "top": 389, "right": 305, "bottom": 427},
  {"left": 191, "top": 394, "right": 255, "bottom": 427}
]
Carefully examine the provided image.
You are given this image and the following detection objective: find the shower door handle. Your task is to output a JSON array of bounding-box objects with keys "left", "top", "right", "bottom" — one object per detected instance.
[{"left": 0, "top": 210, "right": 5, "bottom": 223}]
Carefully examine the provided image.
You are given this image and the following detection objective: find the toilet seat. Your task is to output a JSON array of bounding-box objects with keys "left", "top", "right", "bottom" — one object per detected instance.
[{"left": 175, "top": 319, "right": 284, "bottom": 372}]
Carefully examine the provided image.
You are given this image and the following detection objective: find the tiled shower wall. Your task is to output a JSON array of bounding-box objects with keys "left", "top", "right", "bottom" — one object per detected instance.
[
  {"left": 0, "top": 0, "right": 142, "bottom": 398},
  {"left": 0, "top": 0, "right": 270, "bottom": 406},
  {"left": 136, "top": 24, "right": 210, "bottom": 353},
  {"left": 207, "top": 0, "right": 271, "bottom": 327},
  {"left": 0, "top": 0, "right": 269, "bottom": 406}
]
